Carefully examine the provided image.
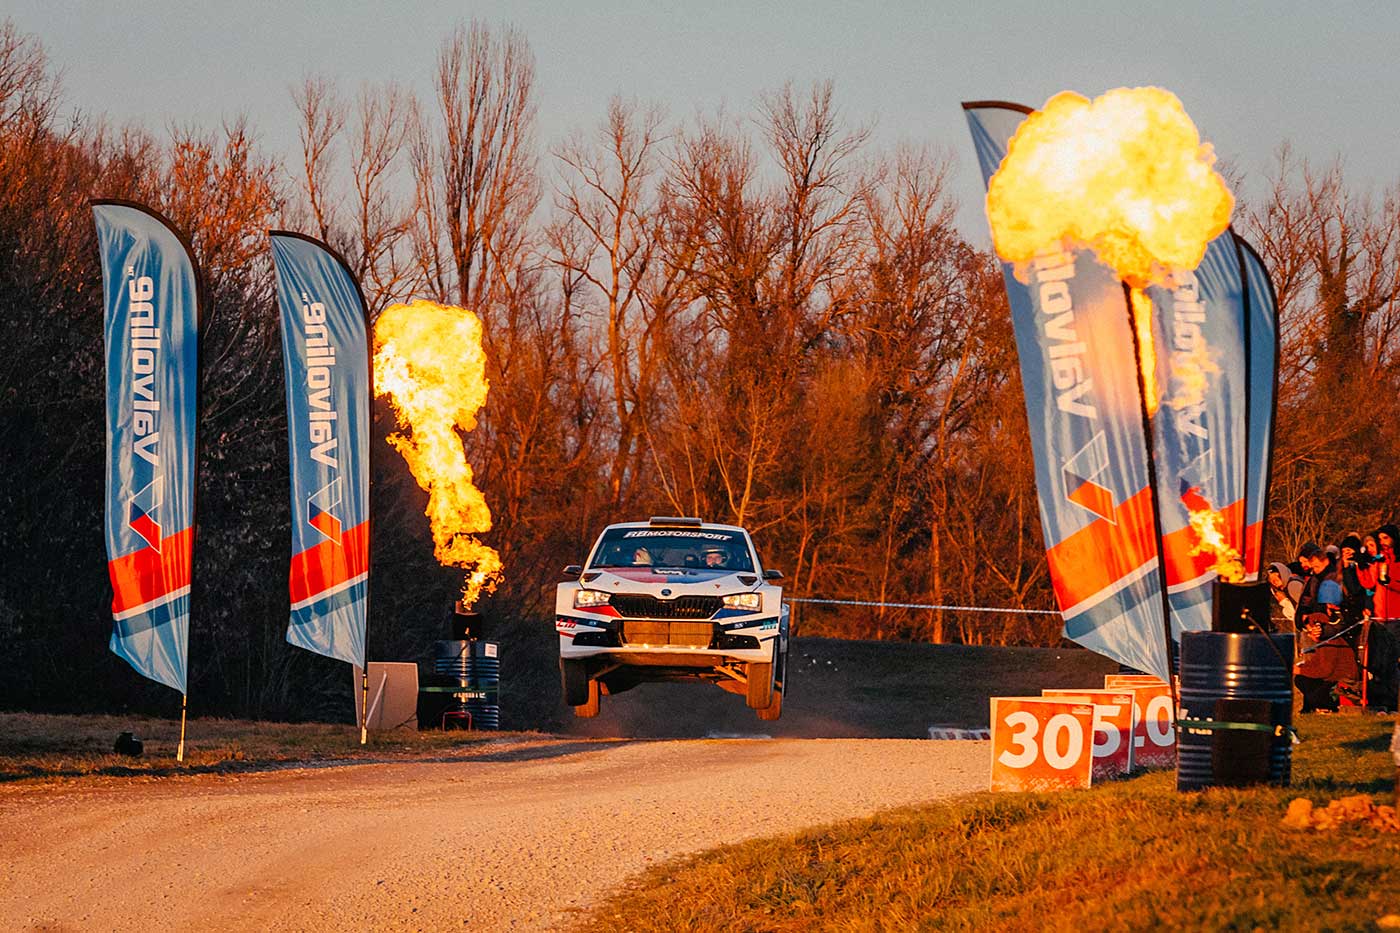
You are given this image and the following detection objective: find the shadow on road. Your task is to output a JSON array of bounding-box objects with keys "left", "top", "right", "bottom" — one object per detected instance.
[{"left": 0, "top": 738, "right": 639, "bottom": 785}]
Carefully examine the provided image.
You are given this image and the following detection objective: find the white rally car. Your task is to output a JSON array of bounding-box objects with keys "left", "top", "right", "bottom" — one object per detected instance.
[{"left": 556, "top": 517, "right": 789, "bottom": 720}]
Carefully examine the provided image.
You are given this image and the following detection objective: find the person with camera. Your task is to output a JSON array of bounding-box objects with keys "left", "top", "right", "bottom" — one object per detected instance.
[
  {"left": 1366, "top": 524, "right": 1400, "bottom": 623},
  {"left": 1353, "top": 527, "right": 1400, "bottom": 710},
  {"left": 1336, "top": 534, "right": 1374, "bottom": 619}
]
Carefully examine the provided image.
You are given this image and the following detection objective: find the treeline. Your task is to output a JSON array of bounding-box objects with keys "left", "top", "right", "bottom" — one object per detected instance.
[{"left": 2, "top": 21, "right": 1398, "bottom": 725}]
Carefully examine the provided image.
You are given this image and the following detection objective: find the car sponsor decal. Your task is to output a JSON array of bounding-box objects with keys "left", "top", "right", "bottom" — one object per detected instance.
[{"left": 621, "top": 530, "right": 737, "bottom": 541}]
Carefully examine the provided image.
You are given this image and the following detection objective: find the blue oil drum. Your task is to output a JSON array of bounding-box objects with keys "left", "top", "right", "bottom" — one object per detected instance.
[
  {"left": 1177, "top": 631, "right": 1294, "bottom": 791},
  {"left": 423, "top": 640, "right": 501, "bottom": 730}
]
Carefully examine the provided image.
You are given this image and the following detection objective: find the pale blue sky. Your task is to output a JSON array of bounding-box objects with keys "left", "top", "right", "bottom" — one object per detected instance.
[{"left": 12, "top": 1, "right": 1400, "bottom": 237}]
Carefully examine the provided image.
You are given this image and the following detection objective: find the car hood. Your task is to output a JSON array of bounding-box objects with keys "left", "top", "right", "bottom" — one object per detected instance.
[{"left": 585, "top": 567, "right": 755, "bottom": 591}]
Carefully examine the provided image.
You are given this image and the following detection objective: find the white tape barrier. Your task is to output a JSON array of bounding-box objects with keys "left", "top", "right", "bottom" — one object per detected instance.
[{"left": 789, "top": 597, "right": 1058, "bottom": 616}]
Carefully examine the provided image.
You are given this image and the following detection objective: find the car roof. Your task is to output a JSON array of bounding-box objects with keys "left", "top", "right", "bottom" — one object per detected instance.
[{"left": 599, "top": 521, "right": 749, "bottom": 535}]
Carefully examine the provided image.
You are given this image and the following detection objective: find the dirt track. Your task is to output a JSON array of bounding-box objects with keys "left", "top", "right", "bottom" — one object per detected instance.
[{"left": 2, "top": 737, "right": 986, "bottom": 931}]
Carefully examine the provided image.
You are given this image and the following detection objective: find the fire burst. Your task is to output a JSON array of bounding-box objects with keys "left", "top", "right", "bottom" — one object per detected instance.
[
  {"left": 987, "top": 87, "right": 1232, "bottom": 411},
  {"left": 987, "top": 87, "right": 1241, "bottom": 576},
  {"left": 986, "top": 87, "right": 1233, "bottom": 286},
  {"left": 1187, "top": 506, "right": 1245, "bottom": 583},
  {"left": 373, "top": 300, "right": 502, "bottom": 607}
]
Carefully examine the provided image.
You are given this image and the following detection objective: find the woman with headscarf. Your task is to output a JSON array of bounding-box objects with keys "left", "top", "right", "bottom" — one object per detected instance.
[{"left": 1267, "top": 561, "right": 1303, "bottom": 628}]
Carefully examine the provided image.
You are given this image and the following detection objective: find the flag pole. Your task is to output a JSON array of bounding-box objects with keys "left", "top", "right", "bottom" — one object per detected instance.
[
  {"left": 1123, "top": 282, "right": 1180, "bottom": 705},
  {"left": 177, "top": 693, "right": 188, "bottom": 763},
  {"left": 360, "top": 668, "right": 369, "bottom": 745}
]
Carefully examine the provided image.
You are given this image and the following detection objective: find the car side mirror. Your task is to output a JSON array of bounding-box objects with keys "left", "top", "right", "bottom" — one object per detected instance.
[
  {"left": 563, "top": 564, "right": 582, "bottom": 578},
  {"left": 762, "top": 569, "right": 783, "bottom": 580}
]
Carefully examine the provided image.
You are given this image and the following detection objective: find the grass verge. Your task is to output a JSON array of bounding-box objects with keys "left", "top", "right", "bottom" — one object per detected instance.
[
  {"left": 0, "top": 711, "right": 547, "bottom": 784},
  {"left": 577, "top": 713, "right": 1400, "bottom": 932}
]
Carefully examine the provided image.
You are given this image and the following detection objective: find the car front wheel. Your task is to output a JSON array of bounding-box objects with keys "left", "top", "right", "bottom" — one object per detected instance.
[
  {"left": 746, "top": 660, "right": 774, "bottom": 709},
  {"left": 756, "top": 687, "right": 783, "bottom": 721},
  {"left": 562, "top": 659, "right": 591, "bottom": 707},
  {"left": 573, "top": 677, "right": 600, "bottom": 718}
]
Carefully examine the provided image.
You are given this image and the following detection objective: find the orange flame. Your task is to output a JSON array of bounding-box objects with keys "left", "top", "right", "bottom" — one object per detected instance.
[
  {"left": 373, "top": 300, "right": 502, "bottom": 607},
  {"left": 986, "top": 88, "right": 1233, "bottom": 413},
  {"left": 1129, "top": 287, "right": 1158, "bottom": 414},
  {"left": 1187, "top": 506, "right": 1245, "bottom": 583},
  {"left": 987, "top": 87, "right": 1233, "bottom": 288}
]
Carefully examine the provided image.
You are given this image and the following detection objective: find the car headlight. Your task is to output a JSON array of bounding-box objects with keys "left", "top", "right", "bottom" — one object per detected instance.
[
  {"left": 722, "top": 592, "right": 761, "bottom": 611},
  {"left": 573, "top": 589, "right": 611, "bottom": 609}
]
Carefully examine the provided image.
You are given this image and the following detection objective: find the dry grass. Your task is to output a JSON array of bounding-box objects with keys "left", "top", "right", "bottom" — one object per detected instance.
[
  {"left": 0, "top": 711, "right": 544, "bottom": 785},
  {"left": 576, "top": 713, "right": 1400, "bottom": 932}
]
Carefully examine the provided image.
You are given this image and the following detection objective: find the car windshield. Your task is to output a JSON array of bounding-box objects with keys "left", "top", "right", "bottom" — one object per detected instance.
[{"left": 589, "top": 527, "right": 755, "bottom": 572}]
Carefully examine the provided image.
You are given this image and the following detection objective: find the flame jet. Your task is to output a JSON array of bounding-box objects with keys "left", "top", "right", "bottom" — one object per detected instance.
[
  {"left": 964, "top": 100, "right": 1172, "bottom": 683},
  {"left": 988, "top": 88, "right": 1232, "bottom": 419},
  {"left": 373, "top": 300, "right": 502, "bottom": 608},
  {"left": 983, "top": 87, "right": 1249, "bottom": 638},
  {"left": 986, "top": 87, "right": 1233, "bottom": 289}
]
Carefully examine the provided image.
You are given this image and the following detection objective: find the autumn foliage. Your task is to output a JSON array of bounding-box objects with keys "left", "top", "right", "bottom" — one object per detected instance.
[{"left": 2, "top": 20, "right": 1399, "bottom": 724}]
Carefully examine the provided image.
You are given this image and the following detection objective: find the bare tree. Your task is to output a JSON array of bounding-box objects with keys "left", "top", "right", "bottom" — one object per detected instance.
[
  {"left": 348, "top": 82, "right": 412, "bottom": 309},
  {"left": 551, "top": 97, "right": 669, "bottom": 505},
  {"left": 290, "top": 77, "right": 413, "bottom": 312},
  {"left": 1242, "top": 150, "right": 1400, "bottom": 548},
  {"left": 291, "top": 76, "right": 345, "bottom": 244},
  {"left": 410, "top": 20, "right": 538, "bottom": 313}
]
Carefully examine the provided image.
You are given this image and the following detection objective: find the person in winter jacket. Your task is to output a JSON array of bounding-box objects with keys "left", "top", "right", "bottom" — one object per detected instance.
[
  {"left": 1370, "top": 524, "right": 1400, "bottom": 621},
  {"left": 1294, "top": 543, "right": 1329, "bottom": 623},
  {"left": 1295, "top": 580, "right": 1360, "bottom": 712},
  {"left": 1332, "top": 538, "right": 1372, "bottom": 621}
]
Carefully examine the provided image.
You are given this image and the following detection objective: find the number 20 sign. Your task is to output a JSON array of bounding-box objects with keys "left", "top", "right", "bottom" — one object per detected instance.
[
  {"left": 990, "top": 697, "right": 1095, "bottom": 792},
  {"left": 1126, "top": 684, "right": 1176, "bottom": 770}
]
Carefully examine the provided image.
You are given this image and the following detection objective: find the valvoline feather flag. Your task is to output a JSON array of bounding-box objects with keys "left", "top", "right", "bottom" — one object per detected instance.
[
  {"left": 1144, "top": 231, "right": 1248, "bottom": 636},
  {"left": 270, "top": 232, "right": 370, "bottom": 668},
  {"left": 93, "top": 200, "right": 200, "bottom": 694},
  {"left": 963, "top": 102, "right": 1171, "bottom": 684},
  {"left": 1237, "top": 234, "right": 1279, "bottom": 580}
]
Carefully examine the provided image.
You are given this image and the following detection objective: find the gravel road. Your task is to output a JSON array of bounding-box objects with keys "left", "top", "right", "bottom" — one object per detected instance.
[{"left": 2, "top": 737, "right": 986, "bottom": 931}]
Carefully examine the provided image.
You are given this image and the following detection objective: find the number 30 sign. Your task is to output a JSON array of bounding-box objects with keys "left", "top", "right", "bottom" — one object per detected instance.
[{"left": 990, "top": 697, "right": 1095, "bottom": 792}]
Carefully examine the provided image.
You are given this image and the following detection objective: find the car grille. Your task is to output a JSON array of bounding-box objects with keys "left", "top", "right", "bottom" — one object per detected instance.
[
  {"left": 609, "top": 594, "right": 722, "bottom": 620},
  {"left": 620, "top": 620, "right": 715, "bottom": 648}
]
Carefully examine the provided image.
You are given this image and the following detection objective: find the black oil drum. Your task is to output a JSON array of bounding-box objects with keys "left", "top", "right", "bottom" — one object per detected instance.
[
  {"left": 420, "top": 640, "right": 501, "bottom": 730},
  {"left": 1177, "top": 631, "right": 1294, "bottom": 791}
]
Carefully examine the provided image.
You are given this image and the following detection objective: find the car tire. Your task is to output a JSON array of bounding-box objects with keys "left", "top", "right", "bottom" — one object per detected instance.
[
  {"left": 746, "top": 661, "right": 774, "bottom": 709},
  {"left": 756, "top": 687, "right": 783, "bottom": 721},
  {"left": 776, "top": 640, "right": 788, "bottom": 696},
  {"left": 574, "top": 676, "right": 600, "bottom": 718},
  {"left": 561, "top": 659, "right": 591, "bottom": 707}
]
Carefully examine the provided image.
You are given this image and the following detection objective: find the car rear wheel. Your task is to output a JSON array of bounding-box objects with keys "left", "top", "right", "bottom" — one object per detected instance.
[{"left": 746, "top": 661, "right": 774, "bottom": 709}]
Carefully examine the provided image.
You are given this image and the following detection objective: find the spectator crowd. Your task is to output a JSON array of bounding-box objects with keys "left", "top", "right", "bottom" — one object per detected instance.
[{"left": 1268, "top": 525, "right": 1400, "bottom": 712}]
